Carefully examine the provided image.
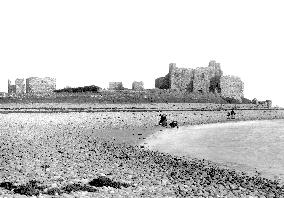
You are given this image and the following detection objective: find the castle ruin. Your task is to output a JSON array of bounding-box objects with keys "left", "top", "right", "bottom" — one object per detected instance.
[
  {"left": 132, "top": 81, "right": 144, "bottom": 91},
  {"left": 109, "top": 82, "right": 124, "bottom": 90},
  {"left": 26, "top": 77, "right": 56, "bottom": 94},
  {"left": 220, "top": 75, "right": 244, "bottom": 101},
  {"left": 8, "top": 78, "right": 26, "bottom": 95},
  {"left": 155, "top": 60, "right": 244, "bottom": 102},
  {"left": 8, "top": 77, "right": 56, "bottom": 95}
]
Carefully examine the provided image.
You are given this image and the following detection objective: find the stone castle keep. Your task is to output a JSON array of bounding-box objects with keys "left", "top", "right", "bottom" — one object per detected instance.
[
  {"left": 8, "top": 77, "right": 56, "bottom": 95},
  {"left": 155, "top": 60, "right": 244, "bottom": 102}
]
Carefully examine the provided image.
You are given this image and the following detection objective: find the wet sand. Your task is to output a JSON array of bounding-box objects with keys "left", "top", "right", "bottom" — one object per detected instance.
[{"left": 141, "top": 120, "right": 284, "bottom": 184}]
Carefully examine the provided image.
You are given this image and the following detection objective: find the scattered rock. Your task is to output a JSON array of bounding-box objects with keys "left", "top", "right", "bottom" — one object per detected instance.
[
  {"left": 89, "top": 176, "right": 131, "bottom": 189},
  {"left": 62, "top": 183, "right": 97, "bottom": 193}
]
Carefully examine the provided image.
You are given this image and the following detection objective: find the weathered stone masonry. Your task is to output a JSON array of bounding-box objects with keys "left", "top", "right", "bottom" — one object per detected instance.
[
  {"left": 8, "top": 77, "right": 56, "bottom": 95},
  {"left": 169, "top": 63, "right": 194, "bottom": 92},
  {"left": 26, "top": 77, "right": 56, "bottom": 93},
  {"left": 132, "top": 81, "right": 144, "bottom": 91},
  {"left": 15, "top": 78, "right": 26, "bottom": 94},
  {"left": 220, "top": 76, "right": 244, "bottom": 102},
  {"left": 8, "top": 80, "right": 16, "bottom": 94},
  {"left": 109, "top": 82, "right": 124, "bottom": 90},
  {"left": 8, "top": 78, "right": 25, "bottom": 95},
  {"left": 155, "top": 60, "right": 243, "bottom": 102}
]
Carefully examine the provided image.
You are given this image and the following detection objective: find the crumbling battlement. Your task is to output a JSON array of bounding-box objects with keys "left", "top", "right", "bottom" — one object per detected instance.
[
  {"left": 155, "top": 60, "right": 243, "bottom": 102},
  {"left": 220, "top": 75, "right": 244, "bottom": 102},
  {"left": 26, "top": 77, "right": 56, "bottom": 94}
]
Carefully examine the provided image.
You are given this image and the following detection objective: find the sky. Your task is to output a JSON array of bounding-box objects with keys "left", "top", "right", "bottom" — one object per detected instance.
[{"left": 0, "top": 0, "right": 283, "bottom": 107}]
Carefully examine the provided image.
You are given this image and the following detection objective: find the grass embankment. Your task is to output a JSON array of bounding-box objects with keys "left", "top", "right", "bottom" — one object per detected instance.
[{"left": 0, "top": 90, "right": 236, "bottom": 104}]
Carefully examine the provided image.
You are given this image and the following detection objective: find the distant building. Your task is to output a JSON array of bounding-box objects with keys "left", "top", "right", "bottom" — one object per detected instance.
[
  {"left": 15, "top": 78, "right": 26, "bottom": 94},
  {"left": 8, "top": 80, "right": 16, "bottom": 94},
  {"left": 8, "top": 78, "right": 25, "bottom": 95},
  {"left": 266, "top": 100, "right": 272, "bottom": 108},
  {"left": 8, "top": 77, "right": 56, "bottom": 95},
  {"left": 132, "top": 81, "right": 144, "bottom": 91},
  {"left": 108, "top": 82, "right": 124, "bottom": 90},
  {"left": 155, "top": 60, "right": 244, "bottom": 102},
  {"left": 254, "top": 99, "right": 273, "bottom": 109}
]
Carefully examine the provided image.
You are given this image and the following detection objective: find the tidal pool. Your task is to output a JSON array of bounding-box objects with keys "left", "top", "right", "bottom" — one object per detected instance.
[{"left": 143, "top": 119, "right": 284, "bottom": 183}]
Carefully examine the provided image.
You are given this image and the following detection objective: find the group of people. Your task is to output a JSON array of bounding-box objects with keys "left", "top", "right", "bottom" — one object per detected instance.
[
  {"left": 227, "top": 109, "right": 236, "bottom": 119},
  {"left": 158, "top": 114, "right": 179, "bottom": 128},
  {"left": 159, "top": 109, "right": 237, "bottom": 128}
]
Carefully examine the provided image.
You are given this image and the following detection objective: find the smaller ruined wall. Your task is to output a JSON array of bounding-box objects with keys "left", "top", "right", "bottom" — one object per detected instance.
[
  {"left": 26, "top": 77, "right": 56, "bottom": 94},
  {"left": 8, "top": 80, "right": 16, "bottom": 94},
  {"left": 15, "top": 78, "right": 25, "bottom": 94},
  {"left": 109, "top": 82, "right": 124, "bottom": 90},
  {"left": 132, "top": 81, "right": 144, "bottom": 91},
  {"left": 256, "top": 100, "right": 273, "bottom": 109},
  {"left": 266, "top": 100, "right": 272, "bottom": 108},
  {"left": 220, "top": 75, "right": 244, "bottom": 102}
]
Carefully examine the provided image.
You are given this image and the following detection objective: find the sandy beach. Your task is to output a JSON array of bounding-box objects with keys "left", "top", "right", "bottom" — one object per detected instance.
[{"left": 1, "top": 104, "right": 284, "bottom": 197}]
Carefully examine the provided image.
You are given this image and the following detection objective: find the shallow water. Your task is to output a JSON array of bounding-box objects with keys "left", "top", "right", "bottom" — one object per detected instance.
[{"left": 143, "top": 119, "right": 284, "bottom": 182}]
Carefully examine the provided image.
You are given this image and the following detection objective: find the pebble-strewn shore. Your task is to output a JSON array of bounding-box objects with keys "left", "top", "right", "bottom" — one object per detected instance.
[{"left": 0, "top": 105, "right": 284, "bottom": 197}]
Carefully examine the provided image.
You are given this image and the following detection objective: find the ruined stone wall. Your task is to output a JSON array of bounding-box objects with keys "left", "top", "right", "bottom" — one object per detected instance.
[
  {"left": 220, "top": 75, "right": 244, "bottom": 102},
  {"left": 155, "top": 77, "right": 165, "bottom": 89},
  {"left": 15, "top": 78, "right": 25, "bottom": 94},
  {"left": 193, "top": 67, "right": 211, "bottom": 93},
  {"left": 108, "top": 82, "right": 124, "bottom": 90},
  {"left": 155, "top": 60, "right": 245, "bottom": 100},
  {"left": 155, "top": 74, "right": 170, "bottom": 89},
  {"left": 169, "top": 63, "right": 194, "bottom": 92},
  {"left": 266, "top": 100, "right": 272, "bottom": 108},
  {"left": 132, "top": 81, "right": 144, "bottom": 91},
  {"left": 207, "top": 60, "right": 223, "bottom": 93},
  {"left": 156, "top": 61, "right": 223, "bottom": 94},
  {"left": 8, "top": 79, "right": 26, "bottom": 95},
  {"left": 192, "top": 61, "right": 223, "bottom": 94},
  {"left": 253, "top": 100, "right": 272, "bottom": 108},
  {"left": 26, "top": 77, "right": 56, "bottom": 94},
  {"left": 8, "top": 80, "right": 16, "bottom": 94}
]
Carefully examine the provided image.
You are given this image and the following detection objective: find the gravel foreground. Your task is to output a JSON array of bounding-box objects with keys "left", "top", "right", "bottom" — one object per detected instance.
[
  {"left": 1, "top": 107, "right": 284, "bottom": 197},
  {"left": 1, "top": 127, "right": 284, "bottom": 198}
]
